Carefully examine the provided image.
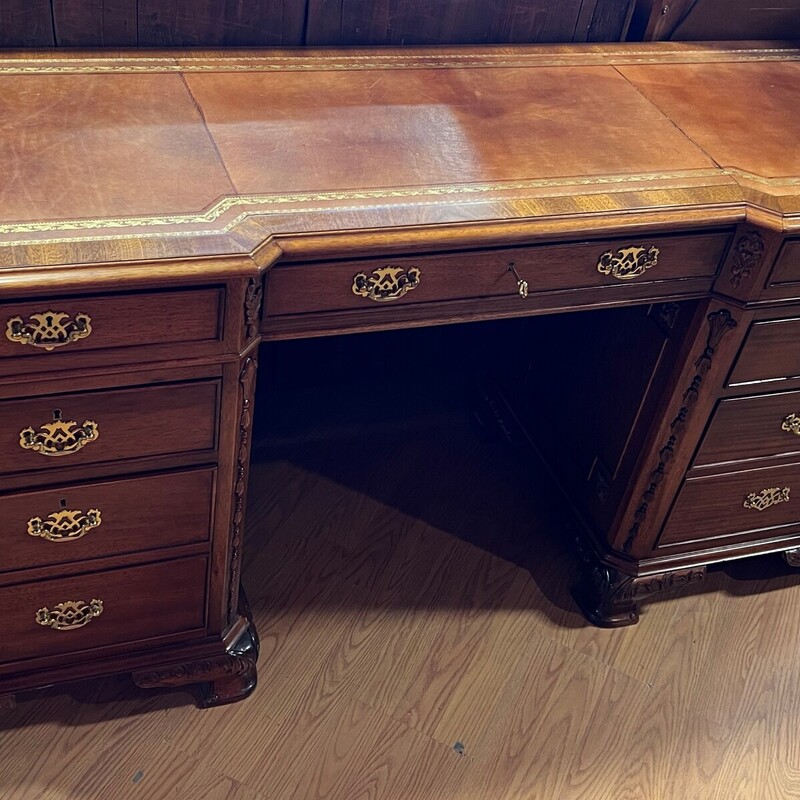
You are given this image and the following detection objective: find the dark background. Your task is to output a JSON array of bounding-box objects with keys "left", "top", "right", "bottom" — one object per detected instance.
[{"left": 2, "top": 0, "right": 799, "bottom": 49}]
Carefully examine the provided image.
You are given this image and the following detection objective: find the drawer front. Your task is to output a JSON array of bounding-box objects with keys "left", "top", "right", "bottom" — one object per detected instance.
[
  {"left": 265, "top": 232, "right": 728, "bottom": 317},
  {"left": 0, "top": 468, "right": 215, "bottom": 573},
  {"left": 767, "top": 239, "right": 800, "bottom": 290},
  {"left": 659, "top": 462, "right": 800, "bottom": 547},
  {"left": 728, "top": 316, "right": 800, "bottom": 386},
  {"left": 0, "top": 379, "right": 219, "bottom": 475},
  {"left": 0, "top": 288, "right": 223, "bottom": 359},
  {"left": 0, "top": 556, "right": 207, "bottom": 663},
  {"left": 695, "top": 390, "right": 800, "bottom": 468}
]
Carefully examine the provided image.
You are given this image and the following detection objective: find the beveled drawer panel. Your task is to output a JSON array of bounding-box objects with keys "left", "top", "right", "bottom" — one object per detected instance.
[
  {"left": 728, "top": 316, "right": 800, "bottom": 386},
  {"left": 0, "top": 288, "right": 223, "bottom": 359},
  {"left": 265, "top": 232, "right": 729, "bottom": 317},
  {"left": 694, "top": 390, "right": 800, "bottom": 468},
  {"left": 0, "top": 468, "right": 215, "bottom": 573},
  {"left": 0, "top": 556, "right": 207, "bottom": 663},
  {"left": 0, "top": 379, "right": 219, "bottom": 475},
  {"left": 659, "top": 462, "right": 800, "bottom": 547}
]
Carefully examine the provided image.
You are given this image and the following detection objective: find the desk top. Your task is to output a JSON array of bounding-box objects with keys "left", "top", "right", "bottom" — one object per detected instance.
[{"left": 1, "top": 41, "right": 799, "bottom": 286}]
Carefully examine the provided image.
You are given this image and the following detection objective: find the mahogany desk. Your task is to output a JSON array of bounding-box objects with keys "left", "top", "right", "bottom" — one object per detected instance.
[{"left": 0, "top": 42, "right": 799, "bottom": 709}]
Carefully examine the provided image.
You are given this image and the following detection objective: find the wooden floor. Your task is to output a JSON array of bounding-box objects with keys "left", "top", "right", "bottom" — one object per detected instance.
[{"left": 4, "top": 381, "right": 800, "bottom": 799}]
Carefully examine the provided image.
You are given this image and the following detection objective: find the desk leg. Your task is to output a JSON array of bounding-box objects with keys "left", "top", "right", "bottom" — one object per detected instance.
[
  {"left": 133, "top": 588, "right": 259, "bottom": 708},
  {"left": 573, "top": 539, "right": 706, "bottom": 627}
]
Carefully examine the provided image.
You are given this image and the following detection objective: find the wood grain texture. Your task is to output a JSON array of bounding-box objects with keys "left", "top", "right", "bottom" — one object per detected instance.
[
  {"left": 53, "top": 0, "right": 137, "bottom": 46},
  {"left": 137, "top": 0, "right": 307, "bottom": 46},
  {"left": 0, "top": 1, "right": 54, "bottom": 47}
]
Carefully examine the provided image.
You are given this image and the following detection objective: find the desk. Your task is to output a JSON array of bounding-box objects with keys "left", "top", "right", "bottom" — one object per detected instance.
[{"left": 0, "top": 41, "right": 799, "bottom": 709}]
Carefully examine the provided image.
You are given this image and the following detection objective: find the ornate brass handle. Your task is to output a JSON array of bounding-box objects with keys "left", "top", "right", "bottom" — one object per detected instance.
[
  {"left": 28, "top": 508, "right": 102, "bottom": 542},
  {"left": 743, "top": 486, "right": 790, "bottom": 512},
  {"left": 597, "top": 246, "right": 660, "bottom": 281},
  {"left": 35, "top": 599, "right": 104, "bottom": 631},
  {"left": 6, "top": 311, "right": 92, "bottom": 351},
  {"left": 782, "top": 413, "right": 800, "bottom": 436},
  {"left": 19, "top": 409, "right": 99, "bottom": 457},
  {"left": 352, "top": 266, "right": 420, "bottom": 302},
  {"left": 507, "top": 262, "right": 529, "bottom": 298}
]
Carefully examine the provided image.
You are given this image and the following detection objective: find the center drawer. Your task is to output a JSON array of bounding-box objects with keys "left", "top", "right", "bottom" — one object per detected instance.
[
  {"left": 0, "top": 379, "right": 220, "bottom": 475},
  {"left": 0, "top": 556, "right": 208, "bottom": 664},
  {"left": 265, "top": 231, "right": 729, "bottom": 317},
  {"left": 0, "top": 468, "right": 215, "bottom": 573}
]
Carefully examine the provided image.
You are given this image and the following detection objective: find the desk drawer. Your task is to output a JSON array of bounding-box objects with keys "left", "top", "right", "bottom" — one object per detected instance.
[
  {"left": 0, "top": 468, "right": 214, "bottom": 573},
  {"left": 0, "top": 288, "right": 223, "bottom": 360},
  {"left": 660, "top": 462, "right": 800, "bottom": 547},
  {"left": 728, "top": 315, "right": 800, "bottom": 386},
  {"left": 0, "top": 379, "right": 219, "bottom": 475},
  {"left": 0, "top": 556, "right": 207, "bottom": 664},
  {"left": 695, "top": 390, "right": 800, "bottom": 468},
  {"left": 265, "top": 232, "right": 728, "bottom": 317}
]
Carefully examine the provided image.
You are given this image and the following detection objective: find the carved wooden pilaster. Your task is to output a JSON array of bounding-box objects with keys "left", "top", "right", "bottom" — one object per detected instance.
[
  {"left": 623, "top": 309, "right": 737, "bottom": 553},
  {"left": 228, "top": 356, "right": 258, "bottom": 624},
  {"left": 573, "top": 539, "right": 706, "bottom": 627},
  {"left": 244, "top": 278, "right": 263, "bottom": 341}
]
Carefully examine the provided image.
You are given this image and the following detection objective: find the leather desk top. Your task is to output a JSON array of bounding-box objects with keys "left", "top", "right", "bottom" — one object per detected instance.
[{"left": 0, "top": 41, "right": 798, "bottom": 289}]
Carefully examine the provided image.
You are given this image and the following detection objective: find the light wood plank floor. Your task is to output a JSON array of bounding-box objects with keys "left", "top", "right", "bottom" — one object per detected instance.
[{"left": 3, "top": 396, "right": 800, "bottom": 799}]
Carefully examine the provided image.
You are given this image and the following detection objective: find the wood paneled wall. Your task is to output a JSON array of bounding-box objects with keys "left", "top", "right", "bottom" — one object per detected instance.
[
  {"left": 0, "top": 0, "right": 635, "bottom": 48},
  {"left": 629, "top": 0, "right": 800, "bottom": 41}
]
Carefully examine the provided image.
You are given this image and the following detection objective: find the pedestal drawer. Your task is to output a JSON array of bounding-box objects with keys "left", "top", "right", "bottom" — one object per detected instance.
[
  {"left": 0, "top": 556, "right": 208, "bottom": 664},
  {"left": 265, "top": 231, "right": 728, "bottom": 317},
  {"left": 728, "top": 315, "right": 800, "bottom": 386},
  {"left": 0, "top": 379, "right": 220, "bottom": 475},
  {"left": 0, "top": 468, "right": 215, "bottom": 573},
  {"left": 0, "top": 287, "right": 223, "bottom": 360},
  {"left": 659, "top": 462, "right": 800, "bottom": 547},
  {"left": 694, "top": 390, "right": 800, "bottom": 468}
]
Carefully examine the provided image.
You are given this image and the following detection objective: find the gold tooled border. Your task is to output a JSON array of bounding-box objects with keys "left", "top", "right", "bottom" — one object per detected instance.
[
  {"left": 0, "top": 170, "right": 727, "bottom": 237},
  {"left": 0, "top": 45, "right": 798, "bottom": 74}
]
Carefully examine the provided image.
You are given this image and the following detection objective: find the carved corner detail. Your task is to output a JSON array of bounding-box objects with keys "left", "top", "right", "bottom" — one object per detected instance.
[
  {"left": 573, "top": 537, "right": 706, "bottom": 627},
  {"left": 729, "top": 230, "right": 766, "bottom": 289},
  {"left": 783, "top": 548, "right": 800, "bottom": 568},
  {"left": 623, "top": 309, "right": 737, "bottom": 553},
  {"left": 244, "top": 278, "right": 263, "bottom": 341}
]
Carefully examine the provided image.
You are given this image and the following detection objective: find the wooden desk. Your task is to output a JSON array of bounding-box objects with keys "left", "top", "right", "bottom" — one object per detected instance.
[{"left": 1, "top": 41, "right": 799, "bottom": 709}]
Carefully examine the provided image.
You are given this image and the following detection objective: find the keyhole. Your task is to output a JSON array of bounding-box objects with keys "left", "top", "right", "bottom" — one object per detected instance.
[
  {"left": 59, "top": 498, "right": 67, "bottom": 509},
  {"left": 52, "top": 408, "right": 62, "bottom": 421}
]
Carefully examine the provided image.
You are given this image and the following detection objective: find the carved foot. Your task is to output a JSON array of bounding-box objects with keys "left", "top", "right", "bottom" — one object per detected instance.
[
  {"left": 783, "top": 548, "right": 800, "bottom": 568},
  {"left": 133, "top": 617, "right": 259, "bottom": 708},
  {"left": 0, "top": 694, "right": 15, "bottom": 712},
  {"left": 573, "top": 540, "right": 706, "bottom": 627}
]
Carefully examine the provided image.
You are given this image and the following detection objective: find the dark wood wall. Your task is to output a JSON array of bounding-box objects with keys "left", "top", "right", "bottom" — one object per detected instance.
[
  {"left": 629, "top": 0, "right": 800, "bottom": 41},
  {"left": 1, "top": 0, "right": 635, "bottom": 47}
]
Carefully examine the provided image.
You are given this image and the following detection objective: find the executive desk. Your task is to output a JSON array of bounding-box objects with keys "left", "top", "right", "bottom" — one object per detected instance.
[{"left": 0, "top": 41, "right": 799, "bottom": 709}]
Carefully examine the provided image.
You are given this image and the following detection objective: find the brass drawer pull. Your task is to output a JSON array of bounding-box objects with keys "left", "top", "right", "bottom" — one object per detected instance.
[
  {"left": 352, "top": 266, "right": 420, "bottom": 302},
  {"left": 19, "top": 409, "right": 99, "bottom": 457},
  {"left": 507, "top": 262, "right": 528, "bottom": 298},
  {"left": 35, "top": 599, "right": 104, "bottom": 631},
  {"left": 743, "top": 486, "right": 790, "bottom": 512},
  {"left": 782, "top": 413, "right": 800, "bottom": 436},
  {"left": 28, "top": 507, "right": 102, "bottom": 542},
  {"left": 6, "top": 311, "right": 92, "bottom": 351},
  {"left": 597, "top": 245, "right": 660, "bottom": 281}
]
